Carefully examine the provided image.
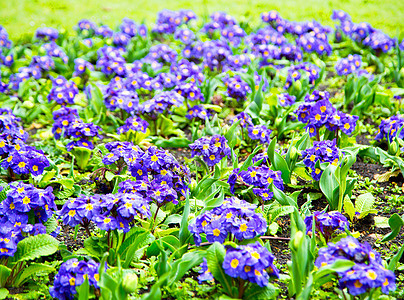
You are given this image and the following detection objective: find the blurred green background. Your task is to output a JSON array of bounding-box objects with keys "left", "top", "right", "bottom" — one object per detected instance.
[{"left": 1, "top": 0, "right": 403, "bottom": 40}]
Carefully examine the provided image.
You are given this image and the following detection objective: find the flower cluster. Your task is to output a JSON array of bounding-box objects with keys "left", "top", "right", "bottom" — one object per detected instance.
[
  {"left": 228, "top": 165, "right": 283, "bottom": 200},
  {"left": 96, "top": 46, "right": 126, "bottom": 76},
  {"left": 73, "top": 58, "right": 94, "bottom": 76},
  {"left": 305, "top": 211, "right": 349, "bottom": 241},
  {"left": 375, "top": 115, "right": 404, "bottom": 143},
  {"left": 42, "top": 41, "right": 69, "bottom": 63},
  {"left": 316, "top": 237, "right": 395, "bottom": 296},
  {"left": 51, "top": 106, "right": 79, "bottom": 139},
  {"left": 105, "top": 89, "right": 139, "bottom": 114},
  {"left": 247, "top": 125, "right": 272, "bottom": 144},
  {"left": 102, "top": 143, "right": 190, "bottom": 199},
  {"left": 232, "top": 112, "right": 253, "bottom": 128},
  {"left": 189, "top": 198, "right": 267, "bottom": 245},
  {"left": 153, "top": 9, "right": 196, "bottom": 34},
  {"left": 0, "top": 109, "right": 49, "bottom": 176},
  {"left": 301, "top": 140, "right": 339, "bottom": 180},
  {"left": 189, "top": 135, "right": 231, "bottom": 166},
  {"left": 297, "top": 32, "right": 332, "bottom": 56},
  {"left": 171, "top": 59, "right": 204, "bottom": 83},
  {"left": 186, "top": 105, "right": 210, "bottom": 120},
  {"left": 335, "top": 54, "right": 362, "bottom": 76},
  {"left": 198, "top": 258, "right": 214, "bottom": 283},
  {"left": 0, "top": 49, "right": 13, "bottom": 67},
  {"left": 47, "top": 76, "right": 79, "bottom": 105},
  {"left": 333, "top": 11, "right": 394, "bottom": 53},
  {"left": 174, "top": 81, "right": 204, "bottom": 101},
  {"left": 222, "top": 242, "right": 279, "bottom": 287},
  {"left": 141, "top": 91, "right": 184, "bottom": 117},
  {"left": 0, "top": 26, "right": 12, "bottom": 48},
  {"left": 0, "top": 182, "right": 57, "bottom": 229},
  {"left": 0, "top": 225, "right": 19, "bottom": 258},
  {"left": 278, "top": 93, "right": 296, "bottom": 107},
  {"left": 117, "top": 116, "right": 149, "bottom": 134},
  {"left": 65, "top": 120, "right": 101, "bottom": 151},
  {"left": 285, "top": 62, "right": 321, "bottom": 89},
  {"left": 60, "top": 192, "right": 151, "bottom": 232},
  {"left": 295, "top": 90, "right": 359, "bottom": 137},
  {"left": 49, "top": 258, "right": 101, "bottom": 300},
  {"left": 223, "top": 74, "right": 251, "bottom": 101}
]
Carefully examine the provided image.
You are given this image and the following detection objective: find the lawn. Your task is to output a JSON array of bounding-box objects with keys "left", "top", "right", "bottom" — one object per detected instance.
[{"left": 1, "top": 0, "right": 404, "bottom": 40}]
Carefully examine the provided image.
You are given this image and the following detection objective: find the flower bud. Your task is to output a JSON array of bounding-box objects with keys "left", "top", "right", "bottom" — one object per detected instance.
[
  {"left": 189, "top": 179, "right": 197, "bottom": 192},
  {"left": 22, "top": 100, "right": 34, "bottom": 109},
  {"left": 390, "top": 142, "right": 398, "bottom": 155},
  {"left": 289, "top": 146, "right": 297, "bottom": 160},
  {"left": 293, "top": 80, "right": 302, "bottom": 92},
  {"left": 122, "top": 273, "right": 138, "bottom": 294},
  {"left": 292, "top": 231, "right": 304, "bottom": 250}
]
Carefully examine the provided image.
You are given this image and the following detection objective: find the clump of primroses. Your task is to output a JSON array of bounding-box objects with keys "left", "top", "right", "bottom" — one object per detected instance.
[
  {"left": 52, "top": 106, "right": 101, "bottom": 151},
  {"left": 228, "top": 165, "right": 284, "bottom": 201},
  {"left": 316, "top": 236, "right": 395, "bottom": 296},
  {"left": 47, "top": 76, "right": 79, "bottom": 105},
  {"left": 0, "top": 182, "right": 58, "bottom": 254},
  {"left": 285, "top": 62, "right": 321, "bottom": 89},
  {"left": 222, "top": 242, "right": 279, "bottom": 288},
  {"left": 60, "top": 192, "right": 151, "bottom": 233},
  {"left": 49, "top": 258, "right": 101, "bottom": 300},
  {"left": 189, "top": 197, "right": 267, "bottom": 246},
  {"left": 375, "top": 115, "right": 404, "bottom": 143},
  {"left": 305, "top": 211, "right": 349, "bottom": 242},
  {"left": 101, "top": 142, "right": 191, "bottom": 199},
  {"left": 301, "top": 139, "right": 339, "bottom": 180},
  {"left": 335, "top": 54, "right": 362, "bottom": 76},
  {"left": 189, "top": 134, "right": 232, "bottom": 167},
  {"left": 223, "top": 74, "right": 251, "bottom": 101},
  {"left": 295, "top": 90, "right": 359, "bottom": 137},
  {"left": 232, "top": 112, "right": 272, "bottom": 145},
  {"left": 0, "top": 108, "right": 49, "bottom": 176},
  {"left": 117, "top": 116, "right": 149, "bottom": 135}
]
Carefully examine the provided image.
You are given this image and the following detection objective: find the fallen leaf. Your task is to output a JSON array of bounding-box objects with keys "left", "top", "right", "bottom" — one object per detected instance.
[{"left": 374, "top": 169, "right": 401, "bottom": 182}]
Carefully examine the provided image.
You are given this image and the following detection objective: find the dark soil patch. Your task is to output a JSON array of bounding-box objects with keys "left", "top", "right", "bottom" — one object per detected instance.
[
  {"left": 356, "top": 133, "right": 371, "bottom": 145},
  {"left": 57, "top": 224, "right": 94, "bottom": 252},
  {"left": 170, "top": 147, "right": 192, "bottom": 164},
  {"left": 352, "top": 160, "right": 389, "bottom": 180}
]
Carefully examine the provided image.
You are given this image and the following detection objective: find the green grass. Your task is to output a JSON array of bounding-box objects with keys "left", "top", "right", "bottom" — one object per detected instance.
[{"left": 1, "top": 0, "right": 404, "bottom": 40}]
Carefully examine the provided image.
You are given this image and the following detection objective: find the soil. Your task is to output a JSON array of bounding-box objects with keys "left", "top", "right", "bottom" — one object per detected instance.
[{"left": 56, "top": 224, "right": 94, "bottom": 252}]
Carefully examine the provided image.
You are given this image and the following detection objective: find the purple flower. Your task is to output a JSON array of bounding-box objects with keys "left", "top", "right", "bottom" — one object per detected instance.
[
  {"left": 189, "top": 135, "right": 231, "bottom": 167},
  {"left": 222, "top": 242, "right": 279, "bottom": 287}
]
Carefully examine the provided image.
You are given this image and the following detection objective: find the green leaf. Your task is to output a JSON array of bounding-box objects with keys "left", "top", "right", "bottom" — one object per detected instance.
[
  {"left": 319, "top": 164, "right": 339, "bottom": 210},
  {"left": 12, "top": 234, "right": 59, "bottom": 263},
  {"left": 168, "top": 250, "right": 205, "bottom": 285},
  {"left": 0, "top": 265, "right": 11, "bottom": 288},
  {"left": 123, "top": 231, "right": 155, "bottom": 268},
  {"left": 314, "top": 260, "right": 355, "bottom": 281},
  {"left": 343, "top": 197, "right": 356, "bottom": 222},
  {"left": 71, "top": 147, "right": 93, "bottom": 170},
  {"left": 153, "top": 137, "right": 190, "bottom": 148},
  {"left": 14, "top": 263, "right": 55, "bottom": 287},
  {"left": 80, "top": 236, "right": 108, "bottom": 259},
  {"left": 244, "top": 283, "right": 278, "bottom": 300},
  {"left": 179, "top": 196, "right": 191, "bottom": 254},
  {"left": 77, "top": 277, "right": 90, "bottom": 300},
  {"left": 105, "top": 171, "right": 116, "bottom": 182},
  {"left": 206, "top": 243, "right": 234, "bottom": 297},
  {"left": 44, "top": 215, "right": 58, "bottom": 235},
  {"left": 382, "top": 213, "right": 404, "bottom": 242},
  {"left": 388, "top": 243, "right": 404, "bottom": 271},
  {"left": 0, "top": 288, "right": 9, "bottom": 300},
  {"left": 239, "top": 145, "right": 262, "bottom": 172},
  {"left": 356, "top": 193, "right": 375, "bottom": 218}
]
